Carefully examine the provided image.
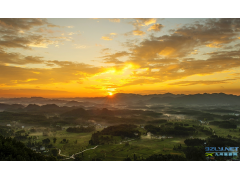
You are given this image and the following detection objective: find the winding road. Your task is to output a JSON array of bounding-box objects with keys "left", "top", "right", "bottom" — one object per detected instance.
[
  {"left": 60, "top": 145, "right": 99, "bottom": 160},
  {"left": 59, "top": 138, "right": 136, "bottom": 160}
]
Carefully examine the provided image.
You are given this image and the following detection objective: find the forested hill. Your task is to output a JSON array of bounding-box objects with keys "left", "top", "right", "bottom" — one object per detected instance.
[
  {"left": 146, "top": 93, "right": 240, "bottom": 105},
  {"left": 0, "top": 136, "right": 56, "bottom": 161},
  {"left": 61, "top": 108, "right": 162, "bottom": 118},
  {"left": 0, "top": 93, "right": 240, "bottom": 106}
]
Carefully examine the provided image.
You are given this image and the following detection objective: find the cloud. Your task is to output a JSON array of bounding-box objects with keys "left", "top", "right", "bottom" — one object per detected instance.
[
  {"left": 0, "top": 18, "right": 48, "bottom": 32},
  {"left": 0, "top": 88, "right": 71, "bottom": 98},
  {"left": 168, "top": 79, "right": 236, "bottom": 86},
  {"left": 36, "top": 28, "right": 56, "bottom": 33},
  {"left": 147, "top": 23, "right": 164, "bottom": 32},
  {"left": 0, "top": 34, "right": 66, "bottom": 49},
  {"left": 108, "top": 19, "right": 120, "bottom": 23},
  {"left": 174, "top": 18, "right": 240, "bottom": 47},
  {"left": 101, "top": 33, "right": 117, "bottom": 41},
  {"left": 132, "top": 30, "right": 145, "bottom": 36},
  {"left": 101, "top": 51, "right": 129, "bottom": 64},
  {"left": 0, "top": 58, "right": 108, "bottom": 86},
  {"left": 0, "top": 49, "right": 43, "bottom": 65},
  {"left": 84, "top": 86, "right": 103, "bottom": 90},
  {"left": 101, "top": 36, "right": 113, "bottom": 41},
  {"left": 125, "top": 34, "right": 197, "bottom": 66},
  {"left": 131, "top": 18, "right": 157, "bottom": 28},
  {"left": 118, "top": 78, "right": 161, "bottom": 87},
  {"left": 125, "top": 18, "right": 157, "bottom": 37},
  {"left": 95, "top": 44, "right": 103, "bottom": 47},
  {"left": 102, "top": 18, "right": 240, "bottom": 88},
  {"left": 2, "top": 18, "right": 240, "bottom": 92},
  {"left": 230, "top": 73, "right": 240, "bottom": 77},
  {"left": 100, "top": 48, "right": 110, "bottom": 55},
  {"left": 0, "top": 19, "right": 61, "bottom": 49}
]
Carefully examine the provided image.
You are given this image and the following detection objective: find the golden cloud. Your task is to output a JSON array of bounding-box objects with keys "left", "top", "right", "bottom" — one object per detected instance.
[
  {"left": 168, "top": 79, "right": 236, "bottom": 86},
  {"left": 102, "top": 51, "right": 129, "bottom": 64},
  {"left": 101, "top": 33, "right": 117, "bottom": 41},
  {"left": 132, "top": 30, "right": 145, "bottom": 36},
  {"left": 0, "top": 19, "right": 63, "bottom": 50},
  {"left": 133, "top": 18, "right": 157, "bottom": 27},
  {"left": 0, "top": 49, "right": 43, "bottom": 65},
  {"left": 147, "top": 23, "right": 164, "bottom": 32},
  {"left": 175, "top": 18, "right": 240, "bottom": 47},
  {"left": 101, "top": 36, "right": 113, "bottom": 41}
]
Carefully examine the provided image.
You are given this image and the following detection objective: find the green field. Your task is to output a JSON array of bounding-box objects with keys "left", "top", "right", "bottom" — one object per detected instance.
[
  {"left": 69, "top": 136, "right": 189, "bottom": 161},
  {"left": 16, "top": 118, "right": 240, "bottom": 161}
]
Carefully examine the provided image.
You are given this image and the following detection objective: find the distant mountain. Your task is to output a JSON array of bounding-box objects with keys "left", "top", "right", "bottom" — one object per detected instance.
[
  {"left": 24, "top": 104, "right": 83, "bottom": 114},
  {"left": 25, "top": 104, "right": 41, "bottom": 111},
  {"left": 64, "top": 100, "right": 87, "bottom": 107},
  {"left": 146, "top": 93, "right": 240, "bottom": 105},
  {"left": 0, "top": 103, "right": 24, "bottom": 111},
  {"left": 61, "top": 108, "right": 89, "bottom": 117},
  {"left": 0, "top": 93, "right": 240, "bottom": 106}
]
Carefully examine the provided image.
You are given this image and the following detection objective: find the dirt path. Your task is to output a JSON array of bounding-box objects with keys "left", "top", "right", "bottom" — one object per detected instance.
[{"left": 60, "top": 145, "right": 99, "bottom": 160}]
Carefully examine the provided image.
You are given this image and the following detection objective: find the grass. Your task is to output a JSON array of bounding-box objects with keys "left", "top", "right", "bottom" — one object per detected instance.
[
  {"left": 29, "top": 129, "right": 93, "bottom": 156},
  {"left": 20, "top": 118, "right": 240, "bottom": 160},
  {"left": 75, "top": 136, "right": 188, "bottom": 161},
  {"left": 204, "top": 124, "right": 240, "bottom": 139}
]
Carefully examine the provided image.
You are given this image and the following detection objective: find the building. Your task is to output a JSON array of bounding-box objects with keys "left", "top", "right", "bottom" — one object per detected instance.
[
  {"left": 22, "top": 126, "right": 24, "bottom": 129},
  {"left": 40, "top": 146, "right": 45, "bottom": 151},
  {"left": 31, "top": 147, "right": 37, "bottom": 151},
  {"left": 6, "top": 124, "right": 11, "bottom": 127},
  {"left": 147, "top": 132, "right": 152, "bottom": 137}
]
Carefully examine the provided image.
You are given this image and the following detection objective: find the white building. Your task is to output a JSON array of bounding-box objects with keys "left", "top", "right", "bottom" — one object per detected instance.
[
  {"left": 147, "top": 132, "right": 152, "bottom": 137},
  {"left": 31, "top": 147, "right": 37, "bottom": 151},
  {"left": 40, "top": 146, "right": 45, "bottom": 151},
  {"left": 7, "top": 124, "right": 11, "bottom": 127},
  {"left": 22, "top": 126, "right": 24, "bottom": 129}
]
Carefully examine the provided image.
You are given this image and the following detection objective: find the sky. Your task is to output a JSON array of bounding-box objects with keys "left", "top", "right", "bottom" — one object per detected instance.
[{"left": 1, "top": 18, "right": 240, "bottom": 97}]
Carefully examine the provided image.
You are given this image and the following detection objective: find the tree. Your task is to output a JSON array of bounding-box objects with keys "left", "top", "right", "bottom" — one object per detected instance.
[
  {"left": 53, "top": 137, "right": 57, "bottom": 143},
  {"left": 42, "top": 138, "right": 50, "bottom": 145},
  {"left": 0, "top": 136, "right": 54, "bottom": 161},
  {"left": 184, "top": 138, "right": 205, "bottom": 146},
  {"left": 133, "top": 153, "right": 137, "bottom": 161},
  {"left": 51, "top": 149, "right": 58, "bottom": 157}
]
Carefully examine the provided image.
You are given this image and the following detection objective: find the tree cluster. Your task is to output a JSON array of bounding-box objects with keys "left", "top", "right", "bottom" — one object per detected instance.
[
  {"left": 0, "top": 136, "right": 56, "bottom": 161},
  {"left": 66, "top": 126, "right": 95, "bottom": 133},
  {"left": 184, "top": 138, "right": 205, "bottom": 146},
  {"left": 89, "top": 124, "right": 140, "bottom": 145}
]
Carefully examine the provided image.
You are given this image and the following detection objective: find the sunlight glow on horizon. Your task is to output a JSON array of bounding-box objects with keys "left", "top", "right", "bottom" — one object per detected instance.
[{"left": 1, "top": 18, "right": 240, "bottom": 97}]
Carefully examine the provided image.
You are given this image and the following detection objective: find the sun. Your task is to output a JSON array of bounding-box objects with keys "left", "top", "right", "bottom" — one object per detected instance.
[{"left": 108, "top": 92, "right": 113, "bottom": 96}]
